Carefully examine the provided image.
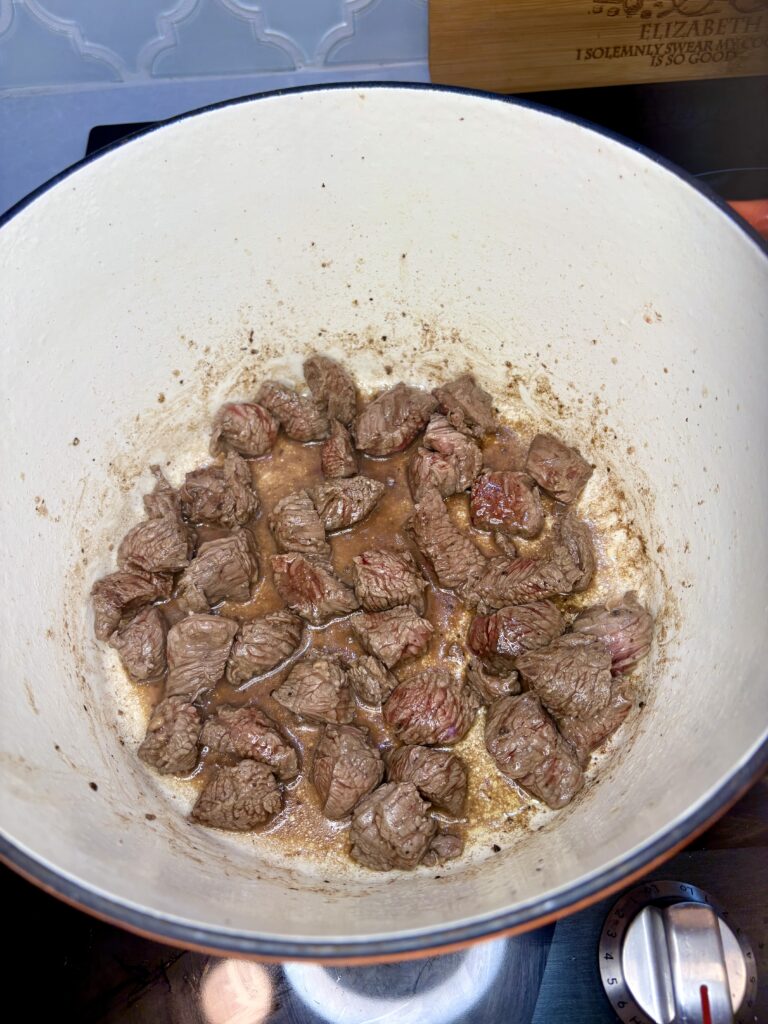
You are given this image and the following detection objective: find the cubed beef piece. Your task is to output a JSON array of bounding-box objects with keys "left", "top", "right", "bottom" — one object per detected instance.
[
  {"left": 176, "top": 530, "right": 259, "bottom": 612},
  {"left": 470, "top": 471, "right": 544, "bottom": 539},
  {"left": 271, "top": 554, "right": 359, "bottom": 625},
  {"left": 309, "top": 476, "right": 385, "bottom": 532},
  {"left": 423, "top": 830, "right": 464, "bottom": 866},
  {"left": 303, "top": 354, "right": 358, "bottom": 426},
  {"left": 384, "top": 668, "right": 477, "bottom": 745},
  {"left": 572, "top": 592, "right": 654, "bottom": 675},
  {"left": 179, "top": 452, "right": 259, "bottom": 528},
  {"left": 461, "top": 547, "right": 581, "bottom": 610},
  {"left": 312, "top": 724, "right": 384, "bottom": 819},
  {"left": 351, "top": 606, "right": 433, "bottom": 669},
  {"left": 433, "top": 374, "right": 496, "bottom": 438},
  {"left": 558, "top": 682, "right": 633, "bottom": 767},
  {"left": 352, "top": 548, "right": 426, "bottom": 614},
  {"left": 138, "top": 696, "right": 201, "bottom": 775},
  {"left": 117, "top": 512, "right": 193, "bottom": 575},
  {"left": 468, "top": 601, "right": 565, "bottom": 672},
  {"left": 110, "top": 606, "right": 167, "bottom": 684},
  {"left": 526, "top": 433, "right": 593, "bottom": 504},
  {"left": 485, "top": 693, "right": 584, "bottom": 809},
  {"left": 143, "top": 466, "right": 180, "bottom": 519},
  {"left": 349, "top": 782, "right": 437, "bottom": 870},
  {"left": 165, "top": 614, "right": 239, "bottom": 700},
  {"left": 465, "top": 657, "right": 521, "bottom": 705},
  {"left": 557, "top": 510, "right": 596, "bottom": 593},
  {"left": 353, "top": 383, "right": 437, "bottom": 456},
  {"left": 226, "top": 611, "right": 304, "bottom": 686},
  {"left": 91, "top": 570, "right": 172, "bottom": 641},
  {"left": 256, "top": 380, "right": 330, "bottom": 442},
  {"left": 407, "top": 415, "right": 483, "bottom": 502},
  {"left": 210, "top": 402, "right": 279, "bottom": 458},
  {"left": 409, "top": 488, "right": 487, "bottom": 591},
  {"left": 516, "top": 633, "right": 613, "bottom": 720},
  {"left": 272, "top": 657, "right": 355, "bottom": 724},
  {"left": 346, "top": 655, "right": 398, "bottom": 706},
  {"left": 387, "top": 745, "right": 467, "bottom": 816},
  {"left": 191, "top": 760, "right": 282, "bottom": 831},
  {"left": 269, "top": 490, "right": 329, "bottom": 557},
  {"left": 200, "top": 705, "right": 298, "bottom": 780},
  {"left": 321, "top": 420, "right": 358, "bottom": 478}
]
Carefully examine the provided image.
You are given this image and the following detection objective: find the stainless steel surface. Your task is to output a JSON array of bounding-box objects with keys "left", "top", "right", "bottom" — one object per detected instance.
[{"left": 663, "top": 903, "right": 732, "bottom": 1024}]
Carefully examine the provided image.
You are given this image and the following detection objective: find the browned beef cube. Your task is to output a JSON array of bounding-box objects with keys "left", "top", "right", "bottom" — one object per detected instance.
[
  {"left": 572, "top": 592, "right": 654, "bottom": 675},
  {"left": 467, "top": 601, "right": 565, "bottom": 672},
  {"left": 407, "top": 415, "right": 482, "bottom": 502},
  {"left": 464, "top": 657, "right": 521, "bottom": 705},
  {"left": 349, "top": 782, "right": 437, "bottom": 870},
  {"left": 309, "top": 476, "right": 385, "bottom": 532},
  {"left": 143, "top": 466, "right": 180, "bottom": 519},
  {"left": 269, "top": 490, "right": 329, "bottom": 557},
  {"left": 351, "top": 548, "right": 426, "bottom": 614},
  {"left": 312, "top": 724, "right": 384, "bottom": 819},
  {"left": 117, "top": 512, "right": 192, "bottom": 575},
  {"left": 461, "top": 548, "right": 581, "bottom": 610},
  {"left": 191, "top": 760, "right": 282, "bottom": 831},
  {"left": 165, "top": 614, "right": 239, "bottom": 700},
  {"left": 526, "top": 433, "right": 593, "bottom": 504},
  {"left": 91, "top": 570, "right": 172, "bottom": 641},
  {"left": 409, "top": 488, "right": 487, "bottom": 591},
  {"left": 516, "top": 633, "right": 612, "bottom": 720},
  {"left": 351, "top": 606, "right": 433, "bottom": 669},
  {"left": 210, "top": 401, "right": 279, "bottom": 458},
  {"left": 353, "top": 383, "right": 437, "bottom": 456},
  {"left": 321, "top": 420, "right": 358, "bottom": 478},
  {"left": 271, "top": 553, "right": 359, "bottom": 625},
  {"left": 485, "top": 693, "right": 584, "bottom": 809},
  {"left": 470, "top": 471, "right": 544, "bottom": 539},
  {"left": 433, "top": 374, "right": 496, "bottom": 438},
  {"left": 557, "top": 510, "right": 596, "bottom": 593},
  {"left": 387, "top": 745, "right": 467, "bottom": 816},
  {"left": 200, "top": 705, "right": 298, "bottom": 780},
  {"left": 272, "top": 657, "right": 355, "bottom": 724},
  {"left": 138, "top": 696, "right": 201, "bottom": 775},
  {"left": 110, "top": 605, "right": 167, "bottom": 684},
  {"left": 384, "top": 668, "right": 477, "bottom": 745},
  {"left": 558, "top": 682, "right": 633, "bottom": 767},
  {"left": 256, "top": 380, "right": 330, "bottom": 442},
  {"left": 346, "top": 655, "right": 398, "bottom": 706},
  {"left": 176, "top": 530, "right": 259, "bottom": 612},
  {"left": 423, "top": 830, "right": 464, "bottom": 866},
  {"left": 303, "top": 354, "right": 358, "bottom": 426},
  {"left": 179, "top": 452, "right": 259, "bottom": 528},
  {"left": 226, "top": 610, "right": 304, "bottom": 686}
]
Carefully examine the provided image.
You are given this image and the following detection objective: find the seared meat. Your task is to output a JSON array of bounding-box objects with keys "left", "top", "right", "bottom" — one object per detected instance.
[
  {"left": 91, "top": 570, "right": 172, "bottom": 641},
  {"left": 558, "top": 510, "right": 596, "bottom": 593},
  {"left": 347, "top": 655, "right": 398, "bottom": 706},
  {"left": 117, "top": 512, "right": 192, "bottom": 575},
  {"left": 210, "top": 401, "right": 279, "bottom": 458},
  {"left": 409, "top": 488, "right": 487, "bottom": 591},
  {"left": 256, "top": 380, "right": 330, "bottom": 442},
  {"left": 558, "top": 682, "right": 633, "bottom": 767},
  {"left": 303, "top": 354, "right": 358, "bottom": 426},
  {"left": 384, "top": 668, "right": 477, "bottom": 745},
  {"left": 176, "top": 530, "right": 259, "bottom": 612},
  {"left": 387, "top": 745, "right": 467, "bottom": 816},
  {"left": 354, "top": 383, "right": 437, "bottom": 456},
  {"left": 526, "top": 433, "right": 593, "bottom": 504},
  {"left": 461, "top": 548, "right": 581, "bottom": 610},
  {"left": 165, "top": 614, "right": 238, "bottom": 700},
  {"left": 269, "top": 490, "right": 329, "bottom": 557},
  {"left": 408, "top": 414, "right": 482, "bottom": 502},
  {"left": 493, "top": 531, "right": 519, "bottom": 559},
  {"left": 179, "top": 452, "right": 259, "bottom": 528},
  {"left": 572, "top": 592, "right": 654, "bottom": 675},
  {"left": 321, "top": 420, "right": 358, "bottom": 478},
  {"left": 423, "top": 830, "right": 464, "bottom": 866},
  {"left": 110, "top": 605, "right": 167, "bottom": 684},
  {"left": 352, "top": 548, "right": 426, "bottom": 614},
  {"left": 271, "top": 553, "right": 359, "bottom": 625},
  {"left": 516, "top": 633, "right": 613, "bottom": 720},
  {"left": 143, "top": 466, "right": 180, "bottom": 519},
  {"left": 351, "top": 606, "right": 433, "bottom": 669},
  {"left": 349, "top": 782, "right": 437, "bottom": 870},
  {"left": 468, "top": 601, "right": 565, "bottom": 673},
  {"left": 138, "top": 696, "right": 201, "bottom": 775},
  {"left": 312, "top": 724, "right": 384, "bottom": 819},
  {"left": 200, "top": 705, "right": 298, "bottom": 780},
  {"left": 309, "top": 476, "right": 386, "bottom": 532},
  {"left": 485, "top": 693, "right": 584, "bottom": 809},
  {"left": 470, "top": 471, "right": 544, "bottom": 539},
  {"left": 226, "top": 610, "right": 304, "bottom": 686},
  {"left": 433, "top": 374, "right": 496, "bottom": 438},
  {"left": 272, "top": 657, "right": 355, "bottom": 724},
  {"left": 191, "top": 760, "right": 282, "bottom": 831},
  {"left": 465, "top": 657, "right": 521, "bottom": 705}
]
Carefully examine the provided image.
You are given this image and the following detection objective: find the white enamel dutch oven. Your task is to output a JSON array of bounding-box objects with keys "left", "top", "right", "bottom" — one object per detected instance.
[{"left": 1, "top": 85, "right": 766, "bottom": 961}]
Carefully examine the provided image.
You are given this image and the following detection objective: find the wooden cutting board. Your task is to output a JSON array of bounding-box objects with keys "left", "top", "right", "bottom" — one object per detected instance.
[{"left": 429, "top": 0, "right": 768, "bottom": 93}]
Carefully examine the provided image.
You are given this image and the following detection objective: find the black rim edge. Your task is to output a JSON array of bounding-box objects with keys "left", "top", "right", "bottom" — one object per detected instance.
[{"left": 2, "top": 81, "right": 767, "bottom": 959}]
